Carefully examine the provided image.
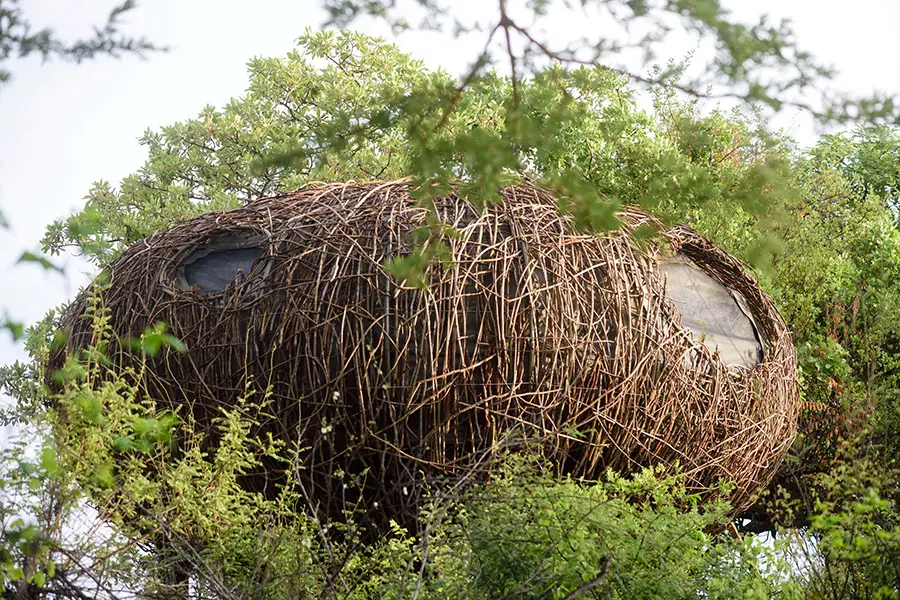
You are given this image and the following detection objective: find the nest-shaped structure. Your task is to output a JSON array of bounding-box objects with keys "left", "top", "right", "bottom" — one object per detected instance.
[{"left": 58, "top": 180, "right": 798, "bottom": 525}]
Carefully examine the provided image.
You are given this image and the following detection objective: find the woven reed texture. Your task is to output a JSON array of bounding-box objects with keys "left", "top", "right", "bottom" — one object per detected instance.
[{"left": 58, "top": 180, "right": 798, "bottom": 525}]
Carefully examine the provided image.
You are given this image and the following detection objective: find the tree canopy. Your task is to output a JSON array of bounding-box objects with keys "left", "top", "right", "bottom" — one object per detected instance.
[{"left": 1, "top": 13, "right": 899, "bottom": 600}]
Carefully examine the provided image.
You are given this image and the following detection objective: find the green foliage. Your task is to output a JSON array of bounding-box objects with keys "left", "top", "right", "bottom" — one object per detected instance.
[
  {"left": 749, "top": 129, "right": 900, "bottom": 472},
  {"left": 0, "top": 312, "right": 60, "bottom": 425},
  {"left": 439, "top": 460, "right": 794, "bottom": 600},
  {"left": 322, "top": 0, "right": 900, "bottom": 126},
  {"left": 16, "top": 251, "right": 63, "bottom": 274},
  {"left": 810, "top": 128, "right": 900, "bottom": 222},
  {"left": 127, "top": 321, "right": 186, "bottom": 356},
  {"left": 48, "top": 377, "right": 801, "bottom": 598},
  {"left": 5, "top": 17, "right": 900, "bottom": 600},
  {"left": 807, "top": 460, "right": 900, "bottom": 598},
  {"left": 0, "top": 440, "right": 62, "bottom": 591},
  {"left": 0, "top": 307, "right": 797, "bottom": 598},
  {"left": 770, "top": 443, "right": 900, "bottom": 600},
  {"left": 1, "top": 314, "right": 24, "bottom": 341},
  {"left": 42, "top": 30, "right": 789, "bottom": 271},
  {"left": 43, "top": 30, "right": 438, "bottom": 263}
]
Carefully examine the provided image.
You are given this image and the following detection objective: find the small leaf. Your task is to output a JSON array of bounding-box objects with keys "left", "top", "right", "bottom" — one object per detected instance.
[
  {"left": 93, "top": 462, "right": 115, "bottom": 488},
  {"left": 113, "top": 437, "right": 137, "bottom": 452},
  {"left": 40, "top": 447, "right": 60, "bottom": 476},
  {"left": 31, "top": 571, "right": 46, "bottom": 588},
  {"left": 1, "top": 316, "right": 25, "bottom": 341},
  {"left": 76, "top": 393, "right": 102, "bottom": 424},
  {"left": 49, "top": 329, "right": 68, "bottom": 350},
  {"left": 131, "top": 322, "right": 187, "bottom": 356},
  {"left": 17, "top": 251, "right": 63, "bottom": 273},
  {"left": 52, "top": 358, "right": 89, "bottom": 385}
]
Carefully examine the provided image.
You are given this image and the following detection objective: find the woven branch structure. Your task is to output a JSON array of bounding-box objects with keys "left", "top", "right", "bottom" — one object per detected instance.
[{"left": 58, "top": 180, "right": 798, "bottom": 526}]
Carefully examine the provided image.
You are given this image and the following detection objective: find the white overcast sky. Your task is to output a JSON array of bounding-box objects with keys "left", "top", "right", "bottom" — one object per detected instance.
[{"left": 2, "top": 0, "right": 900, "bottom": 383}]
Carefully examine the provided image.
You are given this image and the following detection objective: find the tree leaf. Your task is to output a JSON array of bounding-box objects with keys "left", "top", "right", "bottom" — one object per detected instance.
[{"left": 17, "top": 251, "right": 63, "bottom": 273}]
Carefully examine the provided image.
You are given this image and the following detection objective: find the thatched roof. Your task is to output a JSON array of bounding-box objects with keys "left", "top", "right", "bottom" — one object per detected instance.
[{"left": 57, "top": 180, "right": 798, "bottom": 527}]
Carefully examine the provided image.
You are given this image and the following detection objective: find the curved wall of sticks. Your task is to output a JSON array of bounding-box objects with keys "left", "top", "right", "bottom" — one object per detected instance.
[{"left": 57, "top": 180, "right": 799, "bottom": 526}]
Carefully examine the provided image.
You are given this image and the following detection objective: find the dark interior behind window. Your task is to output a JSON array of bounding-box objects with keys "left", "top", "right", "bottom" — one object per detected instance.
[{"left": 183, "top": 246, "right": 265, "bottom": 294}]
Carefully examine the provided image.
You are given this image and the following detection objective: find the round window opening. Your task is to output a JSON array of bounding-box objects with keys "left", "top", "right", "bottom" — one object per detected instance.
[
  {"left": 175, "top": 233, "right": 267, "bottom": 295},
  {"left": 659, "top": 254, "right": 764, "bottom": 368}
]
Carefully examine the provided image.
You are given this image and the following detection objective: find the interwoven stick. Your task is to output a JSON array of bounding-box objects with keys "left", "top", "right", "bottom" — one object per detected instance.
[{"left": 57, "top": 180, "right": 799, "bottom": 527}]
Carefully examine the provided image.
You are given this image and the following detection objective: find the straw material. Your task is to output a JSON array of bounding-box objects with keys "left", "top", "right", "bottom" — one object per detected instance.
[{"left": 57, "top": 180, "right": 798, "bottom": 525}]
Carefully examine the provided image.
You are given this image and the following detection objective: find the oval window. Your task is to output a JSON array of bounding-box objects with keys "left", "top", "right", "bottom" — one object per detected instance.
[
  {"left": 659, "top": 255, "right": 763, "bottom": 368},
  {"left": 175, "top": 233, "right": 267, "bottom": 294}
]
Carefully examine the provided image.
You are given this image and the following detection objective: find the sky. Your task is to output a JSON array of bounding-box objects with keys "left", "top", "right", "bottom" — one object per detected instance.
[{"left": 2, "top": 0, "right": 900, "bottom": 391}]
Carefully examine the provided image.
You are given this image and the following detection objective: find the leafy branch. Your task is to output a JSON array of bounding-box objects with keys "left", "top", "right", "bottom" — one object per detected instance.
[
  {"left": 323, "top": 0, "right": 900, "bottom": 126},
  {"left": 0, "top": 0, "right": 165, "bottom": 89}
]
